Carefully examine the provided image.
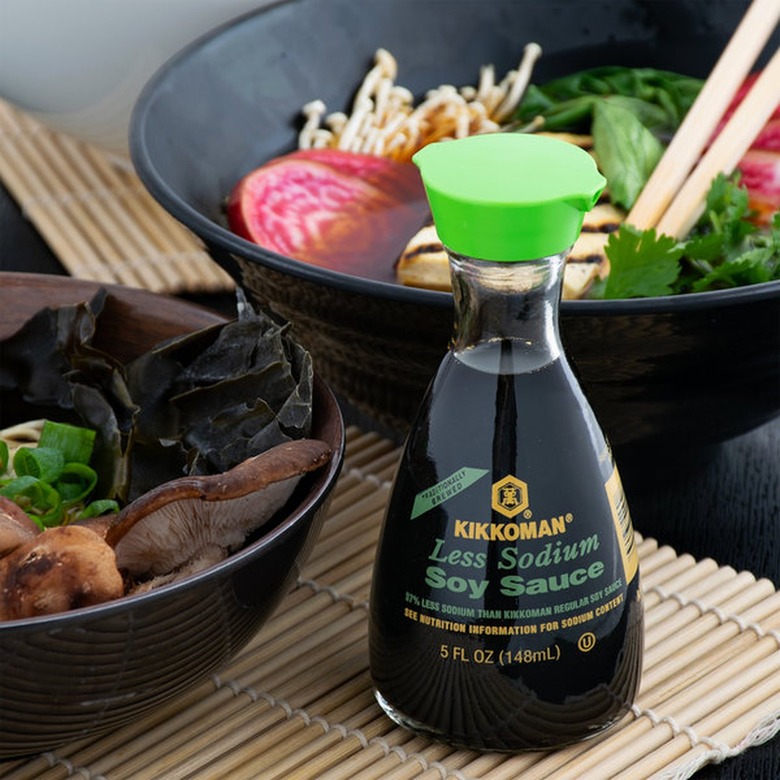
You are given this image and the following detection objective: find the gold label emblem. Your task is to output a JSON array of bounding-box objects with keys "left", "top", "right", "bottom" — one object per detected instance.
[{"left": 491, "top": 476, "right": 529, "bottom": 518}]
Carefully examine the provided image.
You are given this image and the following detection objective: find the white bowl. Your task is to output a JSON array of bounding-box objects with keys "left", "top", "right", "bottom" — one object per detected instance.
[{"left": 0, "top": 0, "right": 277, "bottom": 160}]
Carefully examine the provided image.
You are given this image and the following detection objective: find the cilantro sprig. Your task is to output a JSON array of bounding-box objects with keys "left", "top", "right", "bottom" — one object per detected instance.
[{"left": 598, "top": 175, "right": 780, "bottom": 299}]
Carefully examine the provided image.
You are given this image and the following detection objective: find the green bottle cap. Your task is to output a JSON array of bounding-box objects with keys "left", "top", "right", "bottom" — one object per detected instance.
[{"left": 412, "top": 133, "right": 606, "bottom": 261}]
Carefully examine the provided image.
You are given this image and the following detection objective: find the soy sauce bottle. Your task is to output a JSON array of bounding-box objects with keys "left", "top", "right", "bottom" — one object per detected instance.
[{"left": 369, "top": 133, "right": 643, "bottom": 751}]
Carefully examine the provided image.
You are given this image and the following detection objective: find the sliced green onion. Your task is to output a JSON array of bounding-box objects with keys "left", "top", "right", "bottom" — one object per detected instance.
[
  {"left": 12, "top": 446, "right": 64, "bottom": 482},
  {"left": 76, "top": 499, "right": 120, "bottom": 520},
  {"left": 0, "top": 475, "right": 38, "bottom": 504},
  {"left": 55, "top": 462, "right": 98, "bottom": 506},
  {"left": 0, "top": 476, "right": 63, "bottom": 529},
  {"left": 38, "top": 420, "right": 96, "bottom": 466},
  {"left": 2, "top": 420, "right": 112, "bottom": 527}
]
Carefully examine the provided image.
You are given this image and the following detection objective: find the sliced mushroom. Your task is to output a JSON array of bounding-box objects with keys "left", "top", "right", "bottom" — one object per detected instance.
[
  {"left": 0, "top": 496, "right": 40, "bottom": 557},
  {"left": 396, "top": 224, "right": 451, "bottom": 292},
  {"left": 0, "top": 525, "right": 124, "bottom": 620},
  {"left": 106, "top": 438, "right": 332, "bottom": 581},
  {"left": 127, "top": 548, "right": 227, "bottom": 595},
  {"left": 73, "top": 514, "right": 115, "bottom": 540}
]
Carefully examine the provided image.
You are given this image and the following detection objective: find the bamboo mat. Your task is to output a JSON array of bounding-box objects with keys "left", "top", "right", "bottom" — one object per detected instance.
[
  {"left": 0, "top": 99, "right": 233, "bottom": 294},
  {"left": 1, "top": 427, "right": 779, "bottom": 780}
]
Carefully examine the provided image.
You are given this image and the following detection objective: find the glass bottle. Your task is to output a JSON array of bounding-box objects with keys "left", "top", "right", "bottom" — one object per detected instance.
[{"left": 369, "top": 133, "right": 643, "bottom": 751}]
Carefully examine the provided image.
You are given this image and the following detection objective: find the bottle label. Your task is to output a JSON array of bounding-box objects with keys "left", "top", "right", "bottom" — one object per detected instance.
[
  {"left": 411, "top": 467, "right": 489, "bottom": 519},
  {"left": 605, "top": 467, "right": 639, "bottom": 583},
  {"left": 404, "top": 465, "right": 638, "bottom": 648}
]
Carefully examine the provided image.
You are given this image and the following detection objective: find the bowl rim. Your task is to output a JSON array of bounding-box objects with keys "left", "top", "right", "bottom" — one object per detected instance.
[{"left": 129, "top": 4, "right": 780, "bottom": 317}]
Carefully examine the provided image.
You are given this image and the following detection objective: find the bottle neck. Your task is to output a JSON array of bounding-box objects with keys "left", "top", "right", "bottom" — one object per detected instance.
[{"left": 448, "top": 250, "right": 566, "bottom": 373}]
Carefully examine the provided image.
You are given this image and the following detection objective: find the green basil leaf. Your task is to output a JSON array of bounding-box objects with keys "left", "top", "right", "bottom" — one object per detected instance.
[
  {"left": 592, "top": 99, "right": 664, "bottom": 210},
  {"left": 515, "top": 66, "right": 703, "bottom": 133}
]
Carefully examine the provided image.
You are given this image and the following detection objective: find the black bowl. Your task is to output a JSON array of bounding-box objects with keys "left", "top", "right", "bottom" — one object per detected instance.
[
  {"left": 0, "top": 273, "right": 345, "bottom": 758},
  {"left": 130, "top": 0, "right": 780, "bottom": 463}
]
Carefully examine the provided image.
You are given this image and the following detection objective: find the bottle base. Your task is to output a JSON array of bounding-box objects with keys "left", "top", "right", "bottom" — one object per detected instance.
[
  {"left": 374, "top": 688, "right": 449, "bottom": 743},
  {"left": 373, "top": 687, "right": 623, "bottom": 753}
]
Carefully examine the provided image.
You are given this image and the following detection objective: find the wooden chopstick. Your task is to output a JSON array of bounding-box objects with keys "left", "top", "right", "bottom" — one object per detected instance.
[
  {"left": 656, "top": 46, "right": 780, "bottom": 238},
  {"left": 626, "top": 0, "right": 780, "bottom": 235}
]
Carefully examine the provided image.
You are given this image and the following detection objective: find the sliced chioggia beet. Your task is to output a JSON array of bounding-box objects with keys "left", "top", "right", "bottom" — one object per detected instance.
[
  {"left": 227, "top": 148, "right": 428, "bottom": 280},
  {"left": 105, "top": 439, "right": 331, "bottom": 581},
  {"left": 737, "top": 149, "right": 780, "bottom": 224},
  {"left": 0, "top": 525, "right": 124, "bottom": 620},
  {"left": 715, "top": 72, "right": 780, "bottom": 225}
]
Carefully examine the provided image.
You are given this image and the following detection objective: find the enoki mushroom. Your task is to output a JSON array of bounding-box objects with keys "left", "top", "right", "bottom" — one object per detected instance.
[{"left": 298, "top": 43, "right": 543, "bottom": 161}]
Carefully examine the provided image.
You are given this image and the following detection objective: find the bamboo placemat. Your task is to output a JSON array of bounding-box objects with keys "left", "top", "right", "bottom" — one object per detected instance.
[
  {"left": 1, "top": 427, "right": 778, "bottom": 779},
  {"left": 0, "top": 99, "right": 233, "bottom": 294}
]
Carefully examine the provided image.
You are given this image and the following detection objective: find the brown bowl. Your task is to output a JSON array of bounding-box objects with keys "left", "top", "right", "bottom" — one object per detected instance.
[{"left": 0, "top": 272, "right": 344, "bottom": 757}]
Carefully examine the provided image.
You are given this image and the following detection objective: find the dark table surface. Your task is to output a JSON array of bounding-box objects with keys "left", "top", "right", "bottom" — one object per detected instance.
[{"left": 1, "top": 182, "right": 778, "bottom": 778}]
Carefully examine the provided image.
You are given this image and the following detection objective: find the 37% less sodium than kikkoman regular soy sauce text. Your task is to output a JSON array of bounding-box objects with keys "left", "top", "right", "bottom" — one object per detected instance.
[{"left": 368, "top": 133, "right": 644, "bottom": 752}]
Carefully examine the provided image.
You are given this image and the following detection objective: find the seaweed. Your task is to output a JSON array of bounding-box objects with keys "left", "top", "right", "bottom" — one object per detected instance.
[{"left": 0, "top": 289, "right": 313, "bottom": 504}]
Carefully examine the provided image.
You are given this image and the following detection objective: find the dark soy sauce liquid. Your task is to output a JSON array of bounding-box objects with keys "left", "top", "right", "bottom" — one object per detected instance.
[{"left": 370, "top": 346, "right": 643, "bottom": 750}]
